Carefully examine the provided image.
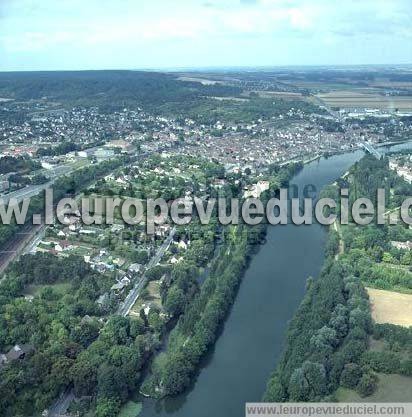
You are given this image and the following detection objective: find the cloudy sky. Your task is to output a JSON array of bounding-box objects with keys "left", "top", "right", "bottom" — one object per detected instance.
[{"left": 0, "top": 0, "right": 411, "bottom": 71}]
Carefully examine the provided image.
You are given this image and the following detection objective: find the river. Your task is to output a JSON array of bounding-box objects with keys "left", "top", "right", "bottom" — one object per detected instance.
[{"left": 139, "top": 143, "right": 411, "bottom": 417}]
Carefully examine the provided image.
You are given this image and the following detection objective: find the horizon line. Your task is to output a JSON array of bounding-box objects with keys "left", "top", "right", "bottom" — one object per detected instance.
[{"left": 1, "top": 63, "right": 412, "bottom": 74}]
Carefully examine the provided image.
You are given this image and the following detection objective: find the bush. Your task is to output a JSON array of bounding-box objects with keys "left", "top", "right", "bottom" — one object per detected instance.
[
  {"left": 340, "top": 363, "right": 363, "bottom": 389},
  {"left": 356, "top": 373, "right": 378, "bottom": 397},
  {"left": 361, "top": 351, "right": 401, "bottom": 374}
]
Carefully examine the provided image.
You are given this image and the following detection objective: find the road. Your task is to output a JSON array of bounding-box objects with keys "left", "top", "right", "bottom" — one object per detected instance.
[
  {"left": 0, "top": 165, "right": 74, "bottom": 205},
  {"left": 47, "top": 389, "right": 75, "bottom": 417},
  {"left": 0, "top": 201, "right": 72, "bottom": 274},
  {"left": 361, "top": 142, "right": 382, "bottom": 159},
  {"left": 2, "top": 148, "right": 175, "bottom": 416},
  {"left": 118, "top": 227, "right": 176, "bottom": 316},
  {"left": 47, "top": 227, "right": 176, "bottom": 416},
  {"left": 310, "top": 94, "right": 342, "bottom": 120}
]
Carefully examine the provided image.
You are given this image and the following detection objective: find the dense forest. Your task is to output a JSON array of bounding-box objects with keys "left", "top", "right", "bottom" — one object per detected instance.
[
  {"left": 0, "top": 71, "right": 240, "bottom": 111},
  {"left": 0, "top": 71, "right": 324, "bottom": 124},
  {"left": 264, "top": 253, "right": 373, "bottom": 401}
]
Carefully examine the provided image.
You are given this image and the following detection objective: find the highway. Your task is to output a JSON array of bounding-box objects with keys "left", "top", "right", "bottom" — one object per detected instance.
[
  {"left": 1, "top": 183, "right": 52, "bottom": 205},
  {"left": 310, "top": 94, "right": 342, "bottom": 120},
  {"left": 0, "top": 165, "right": 73, "bottom": 205}
]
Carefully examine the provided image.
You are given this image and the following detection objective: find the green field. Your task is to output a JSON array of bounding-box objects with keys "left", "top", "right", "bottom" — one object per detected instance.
[
  {"left": 118, "top": 401, "right": 142, "bottom": 417},
  {"left": 336, "top": 373, "right": 412, "bottom": 402},
  {"left": 23, "top": 282, "right": 72, "bottom": 297}
]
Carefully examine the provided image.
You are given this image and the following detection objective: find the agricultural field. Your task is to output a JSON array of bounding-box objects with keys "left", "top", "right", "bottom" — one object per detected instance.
[
  {"left": 316, "top": 90, "right": 412, "bottom": 111},
  {"left": 336, "top": 373, "right": 412, "bottom": 402},
  {"left": 177, "top": 76, "right": 223, "bottom": 85},
  {"left": 367, "top": 288, "right": 412, "bottom": 327},
  {"left": 250, "top": 90, "right": 305, "bottom": 100},
  {"left": 284, "top": 81, "right": 358, "bottom": 91}
]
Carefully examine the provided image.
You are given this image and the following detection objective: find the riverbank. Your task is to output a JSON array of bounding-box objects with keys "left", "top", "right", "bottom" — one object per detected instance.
[
  {"left": 138, "top": 150, "right": 365, "bottom": 417},
  {"left": 265, "top": 151, "right": 412, "bottom": 403},
  {"left": 138, "top": 164, "right": 303, "bottom": 401},
  {"left": 137, "top": 142, "right": 412, "bottom": 417}
]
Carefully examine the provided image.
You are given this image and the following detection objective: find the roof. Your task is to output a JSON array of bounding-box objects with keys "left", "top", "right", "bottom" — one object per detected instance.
[
  {"left": 5, "top": 344, "right": 33, "bottom": 362},
  {"left": 6, "top": 345, "right": 23, "bottom": 361},
  {"left": 128, "top": 263, "right": 141, "bottom": 272},
  {"left": 111, "top": 282, "right": 127, "bottom": 291},
  {"left": 96, "top": 293, "right": 109, "bottom": 305}
]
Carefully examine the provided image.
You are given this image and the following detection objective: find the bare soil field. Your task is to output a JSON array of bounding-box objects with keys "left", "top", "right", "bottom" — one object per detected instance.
[
  {"left": 211, "top": 96, "right": 249, "bottom": 102},
  {"left": 129, "top": 280, "right": 162, "bottom": 317},
  {"left": 367, "top": 287, "right": 412, "bottom": 327},
  {"left": 177, "top": 76, "right": 222, "bottom": 85},
  {"left": 316, "top": 90, "right": 412, "bottom": 111},
  {"left": 251, "top": 90, "right": 305, "bottom": 100},
  {"left": 370, "top": 79, "right": 412, "bottom": 89}
]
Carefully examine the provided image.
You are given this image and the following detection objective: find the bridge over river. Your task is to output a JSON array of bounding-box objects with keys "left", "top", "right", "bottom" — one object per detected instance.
[{"left": 361, "top": 142, "right": 382, "bottom": 159}]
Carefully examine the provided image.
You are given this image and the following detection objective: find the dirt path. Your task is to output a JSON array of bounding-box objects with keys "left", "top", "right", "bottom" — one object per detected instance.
[{"left": 332, "top": 221, "right": 344, "bottom": 259}]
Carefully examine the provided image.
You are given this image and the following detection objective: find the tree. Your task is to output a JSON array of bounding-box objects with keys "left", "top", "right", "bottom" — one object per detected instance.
[
  {"left": 165, "top": 286, "right": 185, "bottom": 317},
  {"left": 95, "top": 397, "right": 121, "bottom": 417},
  {"left": 71, "top": 360, "right": 98, "bottom": 397},
  {"left": 310, "top": 326, "right": 338, "bottom": 354},
  {"left": 356, "top": 373, "right": 378, "bottom": 397},
  {"left": 102, "top": 316, "right": 131, "bottom": 345},
  {"left": 288, "top": 362, "right": 327, "bottom": 401},
  {"left": 340, "top": 363, "right": 362, "bottom": 389},
  {"left": 288, "top": 368, "right": 308, "bottom": 401},
  {"left": 97, "top": 363, "right": 128, "bottom": 402},
  {"left": 133, "top": 250, "right": 149, "bottom": 264},
  {"left": 161, "top": 351, "right": 193, "bottom": 395},
  {"left": 71, "top": 320, "right": 100, "bottom": 348}
]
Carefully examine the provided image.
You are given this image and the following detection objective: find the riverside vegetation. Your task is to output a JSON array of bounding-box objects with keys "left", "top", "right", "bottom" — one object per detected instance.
[
  {"left": 264, "top": 155, "right": 412, "bottom": 402},
  {"left": 0, "top": 153, "right": 301, "bottom": 416}
]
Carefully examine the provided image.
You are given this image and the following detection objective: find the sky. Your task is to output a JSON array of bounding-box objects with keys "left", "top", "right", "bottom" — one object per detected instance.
[{"left": 0, "top": 0, "right": 411, "bottom": 71}]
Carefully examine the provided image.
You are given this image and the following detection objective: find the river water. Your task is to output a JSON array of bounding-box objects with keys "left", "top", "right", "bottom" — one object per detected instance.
[{"left": 140, "top": 143, "right": 411, "bottom": 417}]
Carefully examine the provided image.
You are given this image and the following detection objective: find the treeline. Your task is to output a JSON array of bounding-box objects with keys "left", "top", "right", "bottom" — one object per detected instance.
[
  {"left": 0, "top": 155, "right": 40, "bottom": 175},
  {"left": 159, "top": 96, "right": 321, "bottom": 125},
  {"left": 340, "top": 155, "right": 412, "bottom": 292},
  {"left": 347, "top": 155, "right": 412, "bottom": 209},
  {"left": 36, "top": 140, "right": 107, "bottom": 157},
  {"left": 36, "top": 141, "right": 79, "bottom": 156},
  {"left": 0, "top": 71, "right": 241, "bottom": 110},
  {"left": 139, "top": 161, "right": 301, "bottom": 398},
  {"left": 264, "top": 154, "right": 412, "bottom": 402},
  {"left": 0, "top": 249, "right": 162, "bottom": 417},
  {"left": 264, "top": 248, "right": 374, "bottom": 401},
  {"left": 142, "top": 225, "right": 254, "bottom": 397},
  {"left": 70, "top": 315, "right": 156, "bottom": 417},
  {"left": 0, "top": 253, "right": 115, "bottom": 416},
  {"left": 320, "top": 155, "right": 408, "bottom": 216}
]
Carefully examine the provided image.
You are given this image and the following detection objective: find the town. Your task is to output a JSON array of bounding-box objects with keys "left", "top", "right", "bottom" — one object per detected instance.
[{"left": 0, "top": 68, "right": 411, "bottom": 417}]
